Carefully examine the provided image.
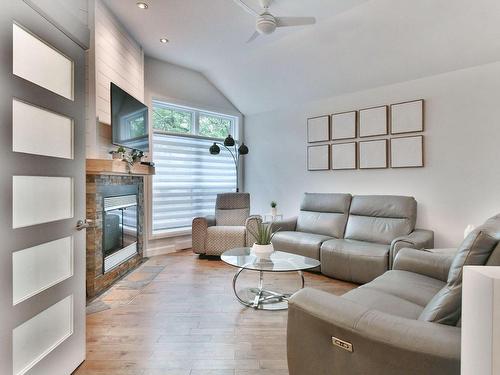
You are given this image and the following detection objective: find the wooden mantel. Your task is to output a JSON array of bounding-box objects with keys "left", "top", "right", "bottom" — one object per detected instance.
[{"left": 86, "top": 159, "right": 155, "bottom": 176}]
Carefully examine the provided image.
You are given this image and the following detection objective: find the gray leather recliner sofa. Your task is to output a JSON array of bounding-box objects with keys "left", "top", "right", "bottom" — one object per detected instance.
[
  {"left": 287, "top": 213, "right": 500, "bottom": 375},
  {"left": 271, "top": 193, "right": 434, "bottom": 283}
]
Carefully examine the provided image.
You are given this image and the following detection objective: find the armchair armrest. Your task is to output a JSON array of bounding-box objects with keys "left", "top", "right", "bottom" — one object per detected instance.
[
  {"left": 287, "top": 288, "right": 460, "bottom": 375},
  {"left": 393, "top": 248, "right": 457, "bottom": 282},
  {"left": 269, "top": 216, "right": 297, "bottom": 232},
  {"left": 390, "top": 229, "right": 435, "bottom": 268},
  {"left": 245, "top": 215, "right": 262, "bottom": 246},
  {"left": 191, "top": 215, "right": 215, "bottom": 254}
]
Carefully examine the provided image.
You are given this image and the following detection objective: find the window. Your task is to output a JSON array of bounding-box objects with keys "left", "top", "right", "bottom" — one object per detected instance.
[
  {"left": 152, "top": 104, "right": 193, "bottom": 134},
  {"left": 151, "top": 101, "right": 238, "bottom": 234}
]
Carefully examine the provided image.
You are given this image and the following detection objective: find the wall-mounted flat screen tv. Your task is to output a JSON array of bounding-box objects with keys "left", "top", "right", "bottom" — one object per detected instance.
[{"left": 111, "top": 82, "right": 149, "bottom": 152}]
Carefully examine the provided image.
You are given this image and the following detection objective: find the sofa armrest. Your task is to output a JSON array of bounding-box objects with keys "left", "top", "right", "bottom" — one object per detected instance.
[
  {"left": 191, "top": 215, "right": 215, "bottom": 254},
  {"left": 245, "top": 215, "right": 262, "bottom": 246},
  {"left": 393, "top": 248, "right": 457, "bottom": 282},
  {"left": 390, "top": 229, "right": 435, "bottom": 268},
  {"left": 269, "top": 216, "right": 297, "bottom": 232},
  {"left": 287, "top": 288, "right": 460, "bottom": 375}
]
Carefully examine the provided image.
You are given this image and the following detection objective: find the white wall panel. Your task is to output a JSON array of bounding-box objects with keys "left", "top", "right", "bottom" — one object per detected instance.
[
  {"left": 13, "top": 176, "right": 73, "bottom": 228},
  {"left": 13, "top": 295, "right": 73, "bottom": 375},
  {"left": 13, "top": 99, "right": 73, "bottom": 159},
  {"left": 13, "top": 24, "right": 73, "bottom": 100},
  {"left": 13, "top": 237, "right": 73, "bottom": 305}
]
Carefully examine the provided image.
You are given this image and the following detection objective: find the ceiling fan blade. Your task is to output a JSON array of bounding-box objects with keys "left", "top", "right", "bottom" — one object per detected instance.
[
  {"left": 233, "top": 0, "right": 260, "bottom": 17},
  {"left": 276, "top": 17, "right": 316, "bottom": 27},
  {"left": 246, "top": 31, "right": 260, "bottom": 43}
]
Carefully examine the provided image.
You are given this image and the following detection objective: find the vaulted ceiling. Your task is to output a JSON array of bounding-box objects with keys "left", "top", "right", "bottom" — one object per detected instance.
[{"left": 104, "top": 0, "right": 500, "bottom": 114}]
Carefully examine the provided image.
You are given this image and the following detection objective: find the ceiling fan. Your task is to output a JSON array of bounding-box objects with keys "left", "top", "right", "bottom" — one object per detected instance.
[{"left": 233, "top": 0, "right": 316, "bottom": 43}]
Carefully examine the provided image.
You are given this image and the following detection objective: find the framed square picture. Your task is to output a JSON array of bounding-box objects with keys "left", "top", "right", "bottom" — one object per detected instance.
[
  {"left": 359, "top": 105, "right": 388, "bottom": 137},
  {"left": 359, "top": 139, "right": 388, "bottom": 169},
  {"left": 331, "top": 111, "right": 356, "bottom": 140},
  {"left": 332, "top": 142, "right": 357, "bottom": 170},
  {"left": 391, "top": 99, "right": 424, "bottom": 134},
  {"left": 390, "top": 135, "right": 424, "bottom": 168},
  {"left": 307, "top": 115, "right": 330, "bottom": 143},
  {"left": 307, "top": 144, "right": 330, "bottom": 171}
]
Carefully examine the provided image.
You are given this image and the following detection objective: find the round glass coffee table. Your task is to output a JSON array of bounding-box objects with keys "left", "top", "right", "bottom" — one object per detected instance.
[{"left": 221, "top": 247, "right": 321, "bottom": 310}]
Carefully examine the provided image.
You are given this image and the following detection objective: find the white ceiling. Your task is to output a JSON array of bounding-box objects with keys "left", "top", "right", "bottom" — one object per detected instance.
[{"left": 104, "top": 0, "right": 500, "bottom": 115}]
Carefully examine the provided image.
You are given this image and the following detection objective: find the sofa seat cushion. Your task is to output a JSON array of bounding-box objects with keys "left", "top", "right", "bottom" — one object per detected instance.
[
  {"left": 360, "top": 270, "right": 445, "bottom": 307},
  {"left": 205, "top": 226, "right": 246, "bottom": 256},
  {"left": 272, "top": 231, "right": 332, "bottom": 261},
  {"left": 320, "top": 239, "right": 389, "bottom": 284},
  {"left": 342, "top": 287, "right": 424, "bottom": 319}
]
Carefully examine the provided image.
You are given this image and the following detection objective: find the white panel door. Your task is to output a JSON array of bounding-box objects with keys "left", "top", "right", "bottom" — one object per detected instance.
[{"left": 0, "top": 2, "right": 87, "bottom": 375}]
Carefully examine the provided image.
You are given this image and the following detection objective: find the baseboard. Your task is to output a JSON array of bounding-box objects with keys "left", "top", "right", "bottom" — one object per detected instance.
[{"left": 145, "top": 238, "right": 192, "bottom": 257}]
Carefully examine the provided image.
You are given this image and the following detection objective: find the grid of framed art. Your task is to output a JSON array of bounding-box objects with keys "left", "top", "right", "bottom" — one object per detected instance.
[{"left": 306, "top": 99, "right": 424, "bottom": 171}]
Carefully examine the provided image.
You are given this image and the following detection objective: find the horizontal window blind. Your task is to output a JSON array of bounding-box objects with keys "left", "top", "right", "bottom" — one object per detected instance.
[{"left": 152, "top": 133, "right": 237, "bottom": 233}]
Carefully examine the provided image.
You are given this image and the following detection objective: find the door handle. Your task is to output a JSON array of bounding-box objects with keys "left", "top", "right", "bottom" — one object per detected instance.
[{"left": 76, "top": 219, "right": 92, "bottom": 231}]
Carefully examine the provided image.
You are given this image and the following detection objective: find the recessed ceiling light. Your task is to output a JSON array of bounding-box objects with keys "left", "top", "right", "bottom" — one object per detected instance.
[
  {"left": 136, "top": 2, "right": 148, "bottom": 9},
  {"left": 160, "top": 38, "right": 169, "bottom": 44}
]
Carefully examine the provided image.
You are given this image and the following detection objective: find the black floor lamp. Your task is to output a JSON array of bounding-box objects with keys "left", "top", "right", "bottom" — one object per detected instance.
[{"left": 209, "top": 135, "right": 249, "bottom": 192}]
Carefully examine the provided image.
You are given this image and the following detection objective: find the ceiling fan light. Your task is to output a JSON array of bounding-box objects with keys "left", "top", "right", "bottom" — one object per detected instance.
[{"left": 256, "top": 15, "right": 277, "bottom": 34}]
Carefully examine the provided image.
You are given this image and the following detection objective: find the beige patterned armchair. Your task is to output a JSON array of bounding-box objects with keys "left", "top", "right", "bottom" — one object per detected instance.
[{"left": 192, "top": 193, "right": 261, "bottom": 256}]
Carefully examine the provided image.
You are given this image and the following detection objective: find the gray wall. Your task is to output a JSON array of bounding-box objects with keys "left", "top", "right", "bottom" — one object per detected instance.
[
  {"left": 144, "top": 56, "right": 241, "bottom": 118},
  {"left": 244, "top": 61, "right": 500, "bottom": 248}
]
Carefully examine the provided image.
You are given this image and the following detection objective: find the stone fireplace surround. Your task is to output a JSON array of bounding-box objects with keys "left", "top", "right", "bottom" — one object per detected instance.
[{"left": 86, "top": 174, "right": 145, "bottom": 299}]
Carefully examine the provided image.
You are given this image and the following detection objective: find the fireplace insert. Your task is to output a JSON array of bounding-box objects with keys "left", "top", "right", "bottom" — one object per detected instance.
[{"left": 101, "top": 185, "right": 139, "bottom": 272}]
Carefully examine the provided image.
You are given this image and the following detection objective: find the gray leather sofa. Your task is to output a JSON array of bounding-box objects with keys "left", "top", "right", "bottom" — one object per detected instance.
[
  {"left": 271, "top": 193, "right": 434, "bottom": 283},
  {"left": 287, "top": 214, "right": 500, "bottom": 375}
]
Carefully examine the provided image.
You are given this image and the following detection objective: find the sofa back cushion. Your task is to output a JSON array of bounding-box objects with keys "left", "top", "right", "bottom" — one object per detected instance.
[
  {"left": 419, "top": 214, "right": 500, "bottom": 325},
  {"left": 296, "top": 193, "right": 352, "bottom": 238},
  {"left": 344, "top": 195, "right": 417, "bottom": 245},
  {"left": 215, "top": 193, "right": 250, "bottom": 226}
]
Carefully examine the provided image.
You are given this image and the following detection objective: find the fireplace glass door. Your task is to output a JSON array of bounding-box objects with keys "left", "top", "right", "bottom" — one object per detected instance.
[{"left": 103, "top": 194, "right": 138, "bottom": 272}]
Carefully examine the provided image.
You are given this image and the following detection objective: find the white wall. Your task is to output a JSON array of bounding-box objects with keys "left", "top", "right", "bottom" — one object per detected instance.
[
  {"left": 85, "top": 0, "right": 144, "bottom": 159},
  {"left": 143, "top": 56, "right": 243, "bottom": 256},
  {"left": 244, "top": 61, "right": 500, "bottom": 248}
]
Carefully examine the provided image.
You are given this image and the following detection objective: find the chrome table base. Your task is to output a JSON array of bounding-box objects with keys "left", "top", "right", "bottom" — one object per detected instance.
[{"left": 232, "top": 268, "right": 305, "bottom": 310}]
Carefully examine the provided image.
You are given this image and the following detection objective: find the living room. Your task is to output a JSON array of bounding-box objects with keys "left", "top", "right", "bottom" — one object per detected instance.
[{"left": 1, "top": 0, "right": 500, "bottom": 374}]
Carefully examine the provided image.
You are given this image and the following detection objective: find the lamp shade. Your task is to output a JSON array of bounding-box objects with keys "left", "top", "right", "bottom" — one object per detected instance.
[
  {"left": 224, "top": 135, "right": 235, "bottom": 147},
  {"left": 209, "top": 142, "right": 220, "bottom": 155},
  {"left": 238, "top": 143, "right": 249, "bottom": 155}
]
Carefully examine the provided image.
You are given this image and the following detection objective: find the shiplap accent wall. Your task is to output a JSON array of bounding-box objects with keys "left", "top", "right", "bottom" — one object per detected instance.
[{"left": 85, "top": 0, "right": 144, "bottom": 158}]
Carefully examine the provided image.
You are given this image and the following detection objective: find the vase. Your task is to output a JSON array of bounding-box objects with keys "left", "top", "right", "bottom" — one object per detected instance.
[
  {"left": 271, "top": 207, "right": 277, "bottom": 217},
  {"left": 252, "top": 243, "right": 274, "bottom": 259},
  {"left": 112, "top": 152, "right": 123, "bottom": 160}
]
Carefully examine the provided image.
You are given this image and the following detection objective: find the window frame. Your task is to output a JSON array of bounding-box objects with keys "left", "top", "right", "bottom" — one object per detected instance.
[
  {"left": 148, "top": 99, "right": 240, "bottom": 240},
  {"left": 152, "top": 100, "right": 238, "bottom": 141}
]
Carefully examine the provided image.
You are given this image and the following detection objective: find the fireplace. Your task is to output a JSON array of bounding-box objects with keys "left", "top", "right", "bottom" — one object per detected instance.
[
  {"left": 102, "top": 188, "right": 138, "bottom": 272},
  {"left": 86, "top": 174, "right": 144, "bottom": 299}
]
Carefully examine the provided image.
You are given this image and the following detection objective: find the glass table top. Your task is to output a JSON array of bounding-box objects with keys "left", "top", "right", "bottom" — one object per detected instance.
[{"left": 221, "top": 247, "right": 321, "bottom": 272}]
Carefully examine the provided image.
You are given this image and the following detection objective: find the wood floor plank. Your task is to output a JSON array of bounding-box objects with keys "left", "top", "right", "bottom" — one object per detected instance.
[{"left": 75, "top": 249, "right": 355, "bottom": 374}]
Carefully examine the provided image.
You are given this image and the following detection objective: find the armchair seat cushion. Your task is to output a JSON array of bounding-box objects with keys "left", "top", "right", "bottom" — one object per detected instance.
[
  {"left": 271, "top": 231, "right": 332, "bottom": 261},
  {"left": 205, "top": 226, "right": 246, "bottom": 256},
  {"left": 321, "top": 239, "right": 389, "bottom": 284},
  {"left": 357, "top": 270, "right": 445, "bottom": 307}
]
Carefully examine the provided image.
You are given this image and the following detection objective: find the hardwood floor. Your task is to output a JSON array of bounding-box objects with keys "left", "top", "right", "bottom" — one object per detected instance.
[{"left": 75, "top": 250, "right": 355, "bottom": 375}]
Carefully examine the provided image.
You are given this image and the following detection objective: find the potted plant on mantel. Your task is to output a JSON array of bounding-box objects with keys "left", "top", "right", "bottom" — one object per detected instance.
[
  {"left": 248, "top": 222, "right": 279, "bottom": 259},
  {"left": 109, "top": 146, "right": 126, "bottom": 160}
]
